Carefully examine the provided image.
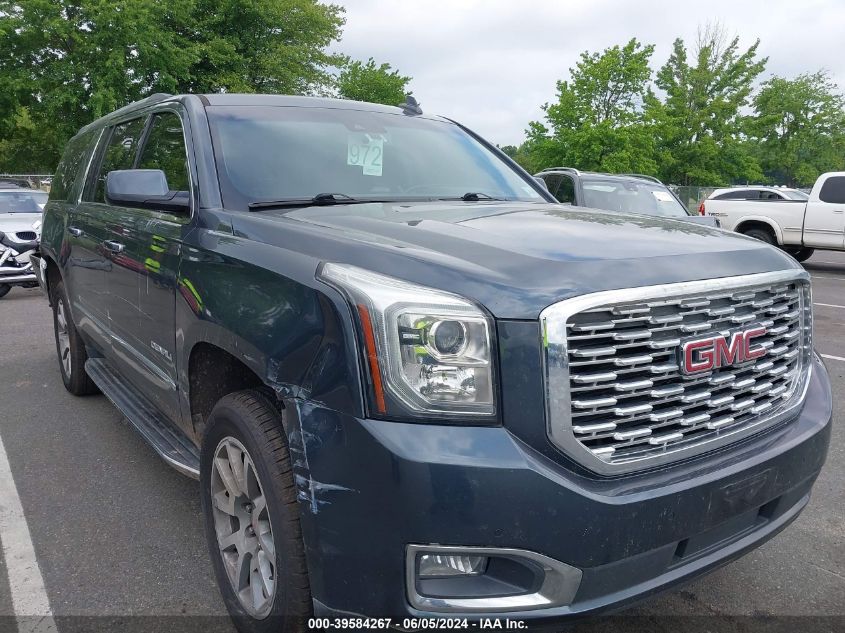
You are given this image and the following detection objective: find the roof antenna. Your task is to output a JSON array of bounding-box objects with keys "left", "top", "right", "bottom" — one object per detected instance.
[{"left": 400, "top": 94, "right": 422, "bottom": 116}]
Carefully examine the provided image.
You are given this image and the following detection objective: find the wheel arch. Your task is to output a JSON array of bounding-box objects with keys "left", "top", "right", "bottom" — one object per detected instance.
[
  {"left": 183, "top": 335, "right": 272, "bottom": 439},
  {"left": 734, "top": 217, "right": 784, "bottom": 245},
  {"left": 42, "top": 251, "right": 62, "bottom": 306}
]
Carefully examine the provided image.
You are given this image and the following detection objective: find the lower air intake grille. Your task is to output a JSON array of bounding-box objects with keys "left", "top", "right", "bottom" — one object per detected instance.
[{"left": 541, "top": 271, "right": 812, "bottom": 475}]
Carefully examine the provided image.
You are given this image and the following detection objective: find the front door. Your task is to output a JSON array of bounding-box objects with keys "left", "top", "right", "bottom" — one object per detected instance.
[
  {"left": 803, "top": 174, "right": 845, "bottom": 249},
  {"left": 119, "top": 111, "right": 193, "bottom": 424}
]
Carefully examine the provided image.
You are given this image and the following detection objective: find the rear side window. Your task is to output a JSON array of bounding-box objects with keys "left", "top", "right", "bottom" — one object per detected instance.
[
  {"left": 87, "top": 117, "right": 147, "bottom": 203},
  {"left": 819, "top": 176, "right": 845, "bottom": 204},
  {"left": 554, "top": 175, "right": 576, "bottom": 204},
  {"left": 713, "top": 190, "right": 763, "bottom": 200},
  {"left": 540, "top": 174, "right": 576, "bottom": 204},
  {"left": 50, "top": 128, "right": 98, "bottom": 202},
  {"left": 137, "top": 112, "right": 190, "bottom": 193},
  {"left": 540, "top": 174, "right": 562, "bottom": 198},
  {"left": 712, "top": 191, "right": 746, "bottom": 200}
]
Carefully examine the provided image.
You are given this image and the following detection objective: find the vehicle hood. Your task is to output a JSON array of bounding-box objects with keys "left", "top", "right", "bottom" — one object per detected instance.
[
  {"left": 0, "top": 213, "right": 41, "bottom": 235},
  {"left": 234, "top": 201, "right": 801, "bottom": 319}
]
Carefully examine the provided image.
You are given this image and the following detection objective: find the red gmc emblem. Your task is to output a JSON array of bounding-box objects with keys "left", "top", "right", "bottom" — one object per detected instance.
[{"left": 679, "top": 326, "right": 768, "bottom": 375}]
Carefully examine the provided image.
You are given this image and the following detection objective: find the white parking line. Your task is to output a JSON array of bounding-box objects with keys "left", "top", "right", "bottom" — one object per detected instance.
[
  {"left": 0, "top": 431, "right": 57, "bottom": 632},
  {"left": 821, "top": 353, "right": 845, "bottom": 363},
  {"left": 814, "top": 302, "right": 845, "bottom": 309}
]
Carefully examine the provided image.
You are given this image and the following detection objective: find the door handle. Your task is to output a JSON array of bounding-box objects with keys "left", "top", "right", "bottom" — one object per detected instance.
[
  {"left": 68, "top": 226, "right": 83, "bottom": 237},
  {"left": 103, "top": 240, "right": 125, "bottom": 253},
  {"left": 833, "top": 209, "right": 844, "bottom": 214}
]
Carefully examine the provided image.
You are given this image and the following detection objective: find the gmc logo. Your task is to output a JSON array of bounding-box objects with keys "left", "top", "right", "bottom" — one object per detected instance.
[{"left": 679, "top": 326, "right": 768, "bottom": 375}]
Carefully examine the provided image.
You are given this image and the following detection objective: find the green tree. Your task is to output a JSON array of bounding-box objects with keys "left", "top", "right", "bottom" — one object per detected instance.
[
  {"left": 183, "top": 0, "right": 345, "bottom": 95},
  {"left": 0, "top": 0, "right": 345, "bottom": 172},
  {"left": 525, "top": 39, "right": 658, "bottom": 174},
  {"left": 649, "top": 24, "right": 766, "bottom": 185},
  {"left": 750, "top": 71, "right": 845, "bottom": 186},
  {"left": 337, "top": 57, "right": 411, "bottom": 106}
]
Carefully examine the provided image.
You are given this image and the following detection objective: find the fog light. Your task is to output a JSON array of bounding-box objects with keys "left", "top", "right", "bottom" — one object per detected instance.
[
  {"left": 418, "top": 554, "right": 487, "bottom": 577},
  {"left": 407, "top": 545, "right": 583, "bottom": 612}
]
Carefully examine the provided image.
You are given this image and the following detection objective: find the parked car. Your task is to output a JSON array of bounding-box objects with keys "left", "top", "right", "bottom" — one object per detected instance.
[
  {"left": 0, "top": 177, "right": 34, "bottom": 189},
  {"left": 535, "top": 167, "right": 719, "bottom": 226},
  {"left": 700, "top": 176, "right": 845, "bottom": 261},
  {"left": 34, "top": 93, "right": 831, "bottom": 631},
  {"left": 0, "top": 228, "right": 40, "bottom": 298},
  {"left": 0, "top": 186, "right": 45, "bottom": 297}
]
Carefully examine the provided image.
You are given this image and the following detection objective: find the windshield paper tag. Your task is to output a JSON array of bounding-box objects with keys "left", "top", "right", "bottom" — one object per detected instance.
[
  {"left": 652, "top": 190, "right": 674, "bottom": 202},
  {"left": 347, "top": 133, "right": 384, "bottom": 176}
]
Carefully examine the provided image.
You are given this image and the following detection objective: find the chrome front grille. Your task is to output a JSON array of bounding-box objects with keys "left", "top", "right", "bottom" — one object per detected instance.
[
  {"left": 541, "top": 271, "right": 813, "bottom": 474},
  {"left": 15, "top": 231, "right": 37, "bottom": 241}
]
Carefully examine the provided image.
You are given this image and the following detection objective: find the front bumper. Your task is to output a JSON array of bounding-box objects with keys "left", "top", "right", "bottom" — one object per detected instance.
[{"left": 291, "top": 356, "right": 832, "bottom": 621}]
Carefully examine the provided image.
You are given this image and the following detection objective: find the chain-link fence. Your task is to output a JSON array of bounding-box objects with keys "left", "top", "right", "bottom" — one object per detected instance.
[
  {"left": 0, "top": 174, "right": 53, "bottom": 191},
  {"left": 669, "top": 185, "right": 719, "bottom": 213}
]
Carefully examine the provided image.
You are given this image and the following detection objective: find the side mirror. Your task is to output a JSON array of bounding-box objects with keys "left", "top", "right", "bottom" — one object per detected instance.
[
  {"left": 534, "top": 176, "right": 550, "bottom": 192},
  {"left": 105, "top": 169, "right": 190, "bottom": 214}
]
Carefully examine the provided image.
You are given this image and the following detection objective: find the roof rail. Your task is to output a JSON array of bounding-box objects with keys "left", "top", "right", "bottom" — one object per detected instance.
[
  {"left": 537, "top": 166, "right": 581, "bottom": 175},
  {"left": 108, "top": 93, "right": 174, "bottom": 119},
  {"left": 77, "top": 93, "right": 175, "bottom": 135},
  {"left": 619, "top": 173, "right": 663, "bottom": 184}
]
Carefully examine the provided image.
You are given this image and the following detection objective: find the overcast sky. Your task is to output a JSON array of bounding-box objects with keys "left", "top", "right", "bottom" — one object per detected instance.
[{"left": 333, "top": 0, "right": 845, "bottom": 146}]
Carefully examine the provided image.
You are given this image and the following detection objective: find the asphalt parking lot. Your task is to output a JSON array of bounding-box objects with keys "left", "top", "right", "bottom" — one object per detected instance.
[{"left": 0, "top": 252, "right": 843, "bottom": 632}]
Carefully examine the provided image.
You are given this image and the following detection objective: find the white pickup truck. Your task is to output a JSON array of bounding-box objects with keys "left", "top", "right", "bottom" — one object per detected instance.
[{"left": 701, "top": 172, "right": 845, "bottom": 261}]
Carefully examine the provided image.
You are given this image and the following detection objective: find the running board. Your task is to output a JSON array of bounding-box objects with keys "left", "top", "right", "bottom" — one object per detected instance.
[{"left": 85, "top": 358, "right": 200, "bottom": 479}]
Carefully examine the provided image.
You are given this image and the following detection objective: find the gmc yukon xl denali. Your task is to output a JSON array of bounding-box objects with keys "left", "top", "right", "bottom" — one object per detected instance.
[{"left": 33, "top": 93, "right": 832, "bottom": 631}]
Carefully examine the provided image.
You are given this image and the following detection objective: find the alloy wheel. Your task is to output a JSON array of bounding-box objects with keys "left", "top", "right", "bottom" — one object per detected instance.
[{"left": 210, "top": 437, "right": 277, "bottom": 618}]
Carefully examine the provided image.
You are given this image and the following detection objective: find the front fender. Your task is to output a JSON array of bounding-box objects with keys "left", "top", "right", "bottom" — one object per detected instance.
[{"left": 175, "top": 227, "right": 365, "bottom": 429}]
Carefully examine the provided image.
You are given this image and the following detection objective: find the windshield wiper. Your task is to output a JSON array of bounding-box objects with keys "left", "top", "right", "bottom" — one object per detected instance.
[
  {"left": 438, "top": 192, "right": 506, "bottom": 202},
  {"left": 248, "top": 193, "right": 385, "bottom": 211}
]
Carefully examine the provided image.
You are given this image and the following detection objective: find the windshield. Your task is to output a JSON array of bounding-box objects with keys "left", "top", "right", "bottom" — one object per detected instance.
[
  {"left": 0, "top": 190, "right": 47, "bottom": 213},
  {"left": 581, "top": 179, "right": 690, "bottom": 217},
  {"left": 783, "top": 190, "right": 810, "bottom": 201},
  {"left": 207, "top": 106, "right": 543, "bottom": 210}
]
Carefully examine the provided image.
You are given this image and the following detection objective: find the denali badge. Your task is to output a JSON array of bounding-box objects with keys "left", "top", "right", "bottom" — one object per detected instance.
[{"left": 679, "top": 326, "right": 767, "bottom": 375}]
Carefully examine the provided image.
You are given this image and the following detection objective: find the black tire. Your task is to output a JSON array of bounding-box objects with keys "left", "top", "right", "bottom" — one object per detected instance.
[
  {"left": 742, "top": 227, "right": 776, "bottom": 245},
  {"left": 0, "top": 284, "right": 10, "bottom": 299},
  {"left": 200, "top": 390, "right": 312, "bottom": 633},
  {"left": 786, "top": 247, "right": 815, "bottom": 263},
  {"left": 51, "top": 279, "right": 99, "bottom": 395}
]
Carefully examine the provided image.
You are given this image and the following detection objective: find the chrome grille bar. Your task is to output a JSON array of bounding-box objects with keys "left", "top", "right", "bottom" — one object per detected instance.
[{"left": 541, "top": 270, "right": 813, "bottom": 475}]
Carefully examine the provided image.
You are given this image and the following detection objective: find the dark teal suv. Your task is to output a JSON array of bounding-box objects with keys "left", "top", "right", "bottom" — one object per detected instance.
[{"left": 33, "top": 93, "right": 831, "bottom": 632}]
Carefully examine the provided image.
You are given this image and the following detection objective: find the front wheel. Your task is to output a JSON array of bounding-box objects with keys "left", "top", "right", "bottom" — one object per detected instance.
[
  {"left": 0, "top": 284, "right": 10, "bottom": 299},
  {"left": 200, "top": 391, "right": 312, "bottom": 633},
  {"left": 742, "top": 227, "right": 776, "bottom": 245}
]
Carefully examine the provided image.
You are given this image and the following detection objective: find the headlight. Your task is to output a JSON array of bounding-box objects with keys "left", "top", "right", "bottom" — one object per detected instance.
[{"left": 319, "top": 263, "right": 495, "bottom": 420}]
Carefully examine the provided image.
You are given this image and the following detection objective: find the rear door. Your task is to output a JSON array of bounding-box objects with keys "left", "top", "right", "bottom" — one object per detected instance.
[
  {"left": 78, "top": 116, "right": 148, "bottom": 349},
  {"left": 804, "top": 174, "right": 845, "bottom": 249},
  {"left": 71, "top": 119, "right": 147, "bottom": 348}
]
